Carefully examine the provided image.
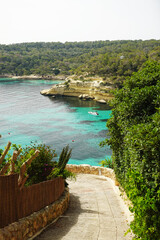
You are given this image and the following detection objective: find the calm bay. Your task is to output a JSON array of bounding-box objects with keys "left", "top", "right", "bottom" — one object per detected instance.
[{"left": 0, "top": 78, "right": 112, "bottom": 166}]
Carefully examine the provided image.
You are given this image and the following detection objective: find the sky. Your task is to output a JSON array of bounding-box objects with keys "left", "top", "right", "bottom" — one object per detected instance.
[{"left": 0, "top": 0, "right": 160, "bottom": 44}]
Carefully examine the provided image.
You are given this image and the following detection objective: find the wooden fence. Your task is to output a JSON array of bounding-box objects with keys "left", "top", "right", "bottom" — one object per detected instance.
[{"left": 0, "top": 174, "right": 64, "bottom": 228}]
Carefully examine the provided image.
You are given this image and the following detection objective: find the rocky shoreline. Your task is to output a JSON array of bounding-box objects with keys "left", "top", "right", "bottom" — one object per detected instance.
[
  {"left": 40, "top": 76, "right": 114, "bottom": 103},
  {"left": 0, "top": 74, "right": 66, "bottom": 80},
  {"left": 0, "top": 74, "right": 114, "bottom": 102}
]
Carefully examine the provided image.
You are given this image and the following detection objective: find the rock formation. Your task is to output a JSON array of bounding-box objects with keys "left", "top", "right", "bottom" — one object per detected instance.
[{"left": 40, "top": 77, "right": 114, "bottom": 102}]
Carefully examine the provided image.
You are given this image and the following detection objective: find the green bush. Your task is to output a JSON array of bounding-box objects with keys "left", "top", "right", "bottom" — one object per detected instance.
[
  {"left": 18, "top": 143, "right": 57, "bottom": 185},
  {"left": 99, "top": 157, "right": 113, "bottom": 168},
  {"left": 1, "top": 142, "right": 75, "bottom": 186},
  {"left": 105, "top": 61, "right": 160, "bottom": 239}
]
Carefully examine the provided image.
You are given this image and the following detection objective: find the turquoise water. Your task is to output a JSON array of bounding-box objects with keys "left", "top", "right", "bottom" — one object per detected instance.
[{"left": 0, "top": 78, "right": 112, "bottom": 166}]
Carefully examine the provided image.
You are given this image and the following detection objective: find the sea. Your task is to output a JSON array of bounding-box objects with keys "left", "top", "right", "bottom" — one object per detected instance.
[{"left": 0, "top": 78, "right": 112, "bottom": 166}]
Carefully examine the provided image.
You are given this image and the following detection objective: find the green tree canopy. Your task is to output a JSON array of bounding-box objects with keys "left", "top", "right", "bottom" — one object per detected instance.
[
  {"left": 105, "top": 61, "right": 160, "bottom": 239},
  {"left": 0, "top": 40, "right": 160, "bottom": 86}
]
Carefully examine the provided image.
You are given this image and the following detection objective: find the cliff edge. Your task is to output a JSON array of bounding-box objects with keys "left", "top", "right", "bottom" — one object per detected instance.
[{"left": 40, "top": 76, "right": 114, "bottom": 103}]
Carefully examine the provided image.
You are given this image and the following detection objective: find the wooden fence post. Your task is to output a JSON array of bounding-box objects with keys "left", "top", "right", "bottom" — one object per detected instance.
[{"left": 0, "top": 174, "right": 19, "bottom": 228}]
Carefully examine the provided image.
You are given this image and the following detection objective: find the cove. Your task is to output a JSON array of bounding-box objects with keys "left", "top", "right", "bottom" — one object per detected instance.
[{"left": 0, "top": 78, "right": 112, "bottom": 166}]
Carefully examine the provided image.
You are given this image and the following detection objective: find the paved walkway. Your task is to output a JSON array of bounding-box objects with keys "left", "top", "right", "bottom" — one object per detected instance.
[{"left": 34, "top": 174, "right": 134, "bottom": 240}]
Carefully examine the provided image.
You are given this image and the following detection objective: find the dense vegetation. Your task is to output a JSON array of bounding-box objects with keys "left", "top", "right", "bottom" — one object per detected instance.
[
  {"left": 0, "top": 142, "right": 74, "bottom": 186},
  {"left": 105, "top": 61, "right": 160, "bottom": 239},
  {"left": 1, "top": 40, "right": 160, "bottom": 237},
  {"left": 0, "top": 40, "right": 160, "bottom": 86}
]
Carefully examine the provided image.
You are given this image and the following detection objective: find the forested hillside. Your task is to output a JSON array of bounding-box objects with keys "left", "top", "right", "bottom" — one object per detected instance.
[{"left": 0, "top": 40, "right": 160, "bottom": 85}]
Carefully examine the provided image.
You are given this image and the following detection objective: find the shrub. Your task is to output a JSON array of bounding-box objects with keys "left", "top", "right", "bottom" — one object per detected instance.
[
  {"left": 1, "top": 142, "right": 75, "bottom": 186},
  {"left": 48, "top": 145, "right": 76, "bottom": 183},
  {"left": 99, "top": 157, "right": 113, "bottom": 168},
  {"left": 12, "top": 142, "right": 57, "bottom": 185},
  {"left": 104, "top": 61, "right": 160, "bottom": 239},
  {"left": 24, "top": 143, "right": 57, "bottom": 185}
]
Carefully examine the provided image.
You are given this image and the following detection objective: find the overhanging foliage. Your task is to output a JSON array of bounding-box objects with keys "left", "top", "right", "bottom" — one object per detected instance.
[{"left": 106, "top": 61, "right": 160, "bottom": 239}]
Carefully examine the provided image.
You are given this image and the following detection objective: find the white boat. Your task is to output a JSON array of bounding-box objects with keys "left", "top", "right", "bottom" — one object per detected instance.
[{"left": 88, "top": 111, "right": 99, "bottom": 116}]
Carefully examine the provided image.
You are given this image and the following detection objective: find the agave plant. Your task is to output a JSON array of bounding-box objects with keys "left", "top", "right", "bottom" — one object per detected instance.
[{"left": 48, "top": 145, "right": 75, "bottom": 181}]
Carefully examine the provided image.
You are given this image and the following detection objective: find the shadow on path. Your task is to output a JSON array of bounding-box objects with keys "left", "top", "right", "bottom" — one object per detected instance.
[
  {"left": 34, "top": 174, "right": 134, "bottom": 240},
  {"left": 34, "top": 192, "right": 100, "bottom": 240}
]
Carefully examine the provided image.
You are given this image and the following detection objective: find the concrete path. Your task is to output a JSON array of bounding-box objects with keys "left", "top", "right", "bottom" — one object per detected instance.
[{"left": 34, "top": 174, "right": 134, "bottom": 240}]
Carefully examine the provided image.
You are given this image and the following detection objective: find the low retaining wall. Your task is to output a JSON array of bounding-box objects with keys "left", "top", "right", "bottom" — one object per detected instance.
[
  {"left": 66, "top": 164, "right": 131, "bottom": 208},
  {"left": 0, "top": 165, "right": 118, "bottom": 240},
  {"left": 66, "top": 164, "right": 117, "bottom": 182},
  {"left": 0, "top": 188, "right": 69, "bottom": 240}
]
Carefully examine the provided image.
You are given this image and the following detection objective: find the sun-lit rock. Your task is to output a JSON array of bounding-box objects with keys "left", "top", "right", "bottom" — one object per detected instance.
[{"left": 40, "top": 79, "right": 114, "bottom": 101}]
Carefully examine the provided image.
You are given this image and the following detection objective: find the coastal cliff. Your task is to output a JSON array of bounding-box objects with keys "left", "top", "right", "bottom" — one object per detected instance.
[{"left": 40, "top": 76, "right": 114, "bottom": 103}]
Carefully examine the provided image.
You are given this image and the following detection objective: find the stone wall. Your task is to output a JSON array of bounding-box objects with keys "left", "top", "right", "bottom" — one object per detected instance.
[
  {"left": 0, "top": 164, "right": 119, "bottom": 240},
  {"left": 66, "top": 164, "right": 119, "bottom": 185},
  {"left": 0, "top": 188, "right": 69, "bottom": 240},
  {"left": 66, "top": 164, "right": 131, "bottom": 206}
]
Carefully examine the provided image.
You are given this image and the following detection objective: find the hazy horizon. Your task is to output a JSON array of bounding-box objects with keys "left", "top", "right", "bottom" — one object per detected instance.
[
  {"left": 1, "top": 0, "right": 160, "bottom": 45},
  {"left": 1, "top": 38, "right": 160, "bottom": 46}
]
